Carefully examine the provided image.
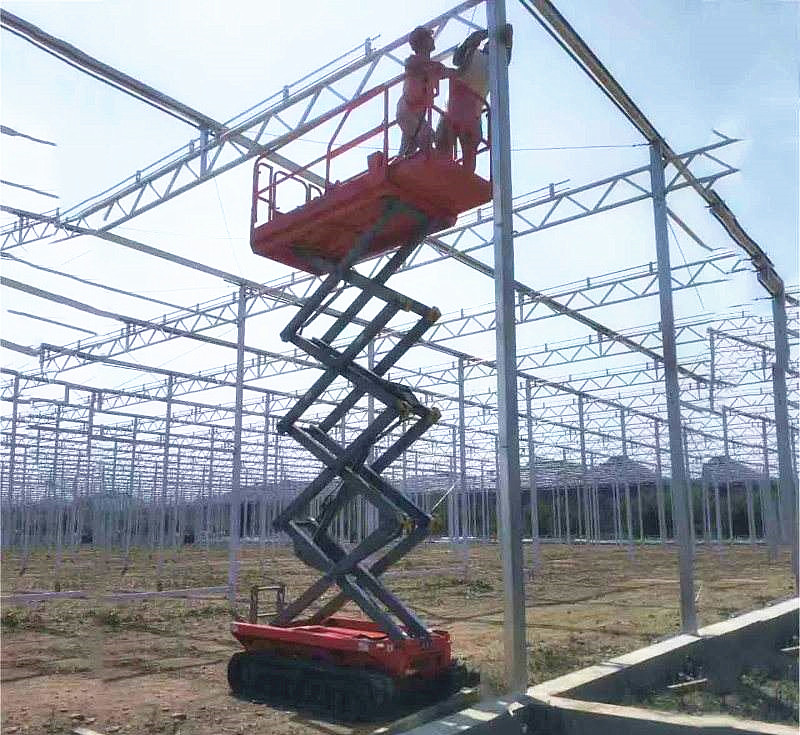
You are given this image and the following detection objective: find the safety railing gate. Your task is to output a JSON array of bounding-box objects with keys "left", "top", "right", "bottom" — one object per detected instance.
[{"left": 251, "top": 74, "right": 491, "bottom": 234}]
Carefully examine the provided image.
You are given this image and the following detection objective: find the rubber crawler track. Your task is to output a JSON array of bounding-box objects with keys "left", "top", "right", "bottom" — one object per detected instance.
[{"left": 227, "top": 651, "right": 479, "bottom": 722}]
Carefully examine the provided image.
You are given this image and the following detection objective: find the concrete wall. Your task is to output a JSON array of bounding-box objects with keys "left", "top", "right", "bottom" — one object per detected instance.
[
  {"left": 405, "top": 599, "right": 799, "bottom": 735},
  {"left": 532, "top": 598, "right": 798, "bottom": 703}
]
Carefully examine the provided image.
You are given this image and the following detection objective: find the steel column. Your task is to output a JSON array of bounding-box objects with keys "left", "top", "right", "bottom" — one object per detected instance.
[
  {"left": 525, "top": 379, "right": 540, "bottom": 565},
  {"left": 771, "top": 293, "right": 799, "bottom": 588},
  {"left": 654, "top": 420, "right": 667, "bottom": 541},
  {"left": 458, "top": 357, "right": 468, "bottom": 546},
  {"left": 85, "top": 391, "right": 95, "bottom": 497},
  {"left": 488, "top": 0, "right": 526, "bottom": 692},
  {"left": 228, "top": 285, "right": 248, "bottom": 606},
  {"left": 260, "top": 394, "right": 270, "bottom": 548},
  {"left": 8, "top": 376, "right": 19, "bottom": 507},
  {"left": 761, "top": 418, "right": 779, "bottom": 560},
  {"left": 157, "top": 378, "right": 173, "bottom": 579},
  {"left": 682, "top": 426, "right": 696, "bottom": 545},
  {"left": 708, "top": 329, "right": 716, "bottom": 410},
  {"left": 649, "top": 142, "right": 697, "bottom": 633},
  {"left": 578, "top": 395, "right": 588, "bottom": 542}
]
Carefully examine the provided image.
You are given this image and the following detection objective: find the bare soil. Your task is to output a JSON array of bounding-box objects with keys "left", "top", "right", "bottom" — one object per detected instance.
[{"left": 1, "top": 542, "right": 794, "bottom": 735}]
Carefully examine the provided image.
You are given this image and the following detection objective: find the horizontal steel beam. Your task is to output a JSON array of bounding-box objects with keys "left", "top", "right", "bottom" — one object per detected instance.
[{"left": 524, "top": 0, "right": 793, "bottom": 303}]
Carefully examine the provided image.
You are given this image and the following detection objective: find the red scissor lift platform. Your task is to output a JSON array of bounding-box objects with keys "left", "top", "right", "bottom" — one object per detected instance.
[
  {"left": 233, "top": 73, "right": 491, "bottom": 722},
  {"left": 252, "top": 151, "right": 491, "bottom": 273}
]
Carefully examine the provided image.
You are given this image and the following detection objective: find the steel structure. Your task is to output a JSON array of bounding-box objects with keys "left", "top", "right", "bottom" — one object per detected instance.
[{"left": 1, "top": 0, "right": 798, "bottom": 693}]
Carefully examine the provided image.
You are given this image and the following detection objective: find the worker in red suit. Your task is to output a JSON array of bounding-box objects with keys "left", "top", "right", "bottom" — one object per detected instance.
[
  {"left": 436, "top": 24, "right": 513, "bottom": 173},
  {"left": 396, "top": 26, "right": 455, "bottom": 157}
]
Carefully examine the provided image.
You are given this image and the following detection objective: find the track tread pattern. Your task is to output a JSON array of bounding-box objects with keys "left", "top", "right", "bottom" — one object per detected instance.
[{"left": 227, "top": 651, "right": 478, "bottom": 722}]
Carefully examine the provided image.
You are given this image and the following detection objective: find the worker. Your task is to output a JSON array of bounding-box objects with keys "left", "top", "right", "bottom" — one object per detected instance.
[
  {"left": 396, "top": 26, "right": 455, "bottom": 157},
  {"left": 435, "top": 24, "right": 513, "bottom": 173}
]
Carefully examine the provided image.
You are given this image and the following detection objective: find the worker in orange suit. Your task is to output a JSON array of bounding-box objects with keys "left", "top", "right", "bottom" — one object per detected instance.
[
  {"left": 436, "top": 24, "right": 513, "bottom": 173},
  {"left": 396, "top": 26, "right": 455, "bottom": 157}
]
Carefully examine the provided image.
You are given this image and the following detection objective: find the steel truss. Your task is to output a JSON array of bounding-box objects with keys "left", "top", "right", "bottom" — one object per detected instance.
[{"left": 3, "top": 297, "right": 795, "bottom": 497}]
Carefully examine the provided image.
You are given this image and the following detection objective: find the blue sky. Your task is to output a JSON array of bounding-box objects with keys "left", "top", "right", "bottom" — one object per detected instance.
[{"left": 1, "top": 0, "right": 797, "bottom": 376}]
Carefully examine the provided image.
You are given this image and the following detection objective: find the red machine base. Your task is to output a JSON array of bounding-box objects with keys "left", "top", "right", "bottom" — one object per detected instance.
[
  {"left": 251, "top": 152, "right": 492, "bottom": 274},
  {"left": 231, "top": 615, "right": 452, "bottom": 680},
  {"left": 228, "top": 617, "right": 474, "bottom": 721}
]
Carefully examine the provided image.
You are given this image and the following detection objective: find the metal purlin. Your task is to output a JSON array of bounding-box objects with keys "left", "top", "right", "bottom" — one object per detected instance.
[{"left": 271, "top": 198, "right": 450, "bottom": 642}]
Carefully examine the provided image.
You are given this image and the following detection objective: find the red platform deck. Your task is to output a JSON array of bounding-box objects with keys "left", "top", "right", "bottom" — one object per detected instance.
[
  {"left": 231, "top": 616, "right": 452, "bottom": 680},
  {"left": 251, "top": 153, "right": 492, "bottom": 274}
]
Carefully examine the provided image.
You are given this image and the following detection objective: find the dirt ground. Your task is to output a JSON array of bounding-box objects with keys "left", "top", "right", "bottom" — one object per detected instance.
[{"left": 1, "top": 542, "right": 795, "bottom": 735}]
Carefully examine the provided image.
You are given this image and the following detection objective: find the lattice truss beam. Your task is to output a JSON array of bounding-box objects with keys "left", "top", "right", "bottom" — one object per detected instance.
[{"left": 3, "top": 294, "right": 796, "bottom": 501}]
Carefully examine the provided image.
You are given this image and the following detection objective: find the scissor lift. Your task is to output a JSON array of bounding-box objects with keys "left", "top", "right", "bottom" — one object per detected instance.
[{"left": 228, "top": 77, "right": 492, "bottom": 721}]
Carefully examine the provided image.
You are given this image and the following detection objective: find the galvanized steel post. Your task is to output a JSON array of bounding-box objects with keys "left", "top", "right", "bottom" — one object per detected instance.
[
  {"left": 228, "top": 285, "right": 247, "bottom": 606},
  {"left": 526, "top": 379, "right": 540, "bottom": 566},
  {"left": 649, "top": 142, "right": 697, "bottom": 633},
  {"left": 157, "top": 379, "right": 172, "bottom": 579},
  {"left": 708, "top": 329, "right": 716, "bottom": 410},
  {"left": 458, "top": 357, "right": 468, "bottom": 545},
  {"left": 578, "top": 395, "right": 588, "bottom": 541},
  {"left": 654, "top": 420, "right": 667, "bottom": 542},
  {"left": 760, "top": 417, "right": 779, "bottom": 560},
  {"left": 771, "top": 293, "right": 799, "bottom": 589},
  {"left": 8, "top": 376, "right": 19, "bottom": 507},
  {"left": 261, "top": 394, "right": 271, "bottom": 549},
  {"left": 488, "top": 0, "right": 527, "bottom": 692}
]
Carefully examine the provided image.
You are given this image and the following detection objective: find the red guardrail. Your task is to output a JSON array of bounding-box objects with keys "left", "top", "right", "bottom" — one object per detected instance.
[{"left": 251, "top": 74, "right": 490, "bottom": 233}]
